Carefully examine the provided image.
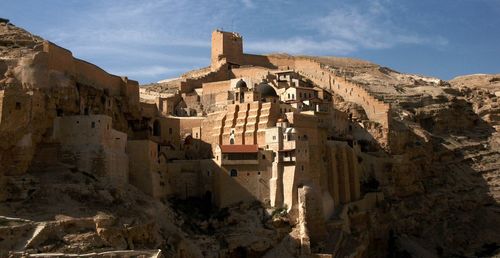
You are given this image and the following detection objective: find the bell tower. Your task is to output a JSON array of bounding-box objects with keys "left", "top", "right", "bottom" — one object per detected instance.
[{"left": 211, "top": 30, "right": 243, "bottom": 68}]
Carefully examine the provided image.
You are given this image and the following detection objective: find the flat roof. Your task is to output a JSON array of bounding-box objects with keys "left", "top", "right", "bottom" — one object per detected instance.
[{"left": 220, "top": 144, "right": 259, "bottom": 153}]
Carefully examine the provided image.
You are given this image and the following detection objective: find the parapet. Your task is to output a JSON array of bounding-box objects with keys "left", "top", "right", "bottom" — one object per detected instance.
[{"left": 38, "top": 41, "right": 141, "bottom": 115}]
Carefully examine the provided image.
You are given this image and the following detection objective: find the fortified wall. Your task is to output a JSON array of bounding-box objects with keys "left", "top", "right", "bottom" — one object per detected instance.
[
  {"left": 42, "top": 42, "right": 140, "bottom": 107},
  {"left": 238, "top": 55, "right": 391, "bottom": 130},
  {"left": 179, "top": 60, "right": 229, "bottom": 93},
  {"left": 291, "top": 58, "right": 391, "bottom": 147}
]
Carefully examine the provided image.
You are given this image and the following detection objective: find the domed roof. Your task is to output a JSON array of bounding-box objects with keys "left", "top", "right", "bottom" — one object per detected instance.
[
  {"left": 235, "top": 79, "right": 247, "bottom": 88},
  {"left": 257, "top": 83, "right": 278, "bottom": 98}
]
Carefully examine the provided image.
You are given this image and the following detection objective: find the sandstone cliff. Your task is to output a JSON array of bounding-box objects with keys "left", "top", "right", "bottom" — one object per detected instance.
[{"left": 1, "top": 20, "right": 499, "bottom": 257}]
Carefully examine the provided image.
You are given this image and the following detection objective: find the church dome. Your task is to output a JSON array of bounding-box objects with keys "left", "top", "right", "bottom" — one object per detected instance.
[
  {"left": 235, "top": 79, "right": 247, "bottom": 88},
  {"left": 257, "top": 83, "right": 278, "bottom": 98}
]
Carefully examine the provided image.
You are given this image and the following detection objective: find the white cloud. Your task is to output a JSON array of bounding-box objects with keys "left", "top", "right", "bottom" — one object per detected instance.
[
  {"left": 241, "top": 0, "right": 255, "bottom": 8},
  {"left": 246, "top": 0, "right": 447, "bottom": 55},
  {"left": 312, "top": 0, "right": 448, "bottom": 50},
  {"left": 70, "top": 45, "right": 208, "bottom": 65},
  {"left": 246, "top": 37, "right": 356, "bottom": 55},
  {"left": 34, "top": 0, "right": 448, "bottom": 82}
]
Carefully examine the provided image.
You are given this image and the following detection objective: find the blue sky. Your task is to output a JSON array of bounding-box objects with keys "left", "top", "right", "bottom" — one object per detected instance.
[{"left": 1, "top": 0, "right": 499, "bottom": 84}]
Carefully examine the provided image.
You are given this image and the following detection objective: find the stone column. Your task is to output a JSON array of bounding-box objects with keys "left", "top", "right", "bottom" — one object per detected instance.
[
  {"left": 269, "top": 161, "right": 284, "bottom": 207},
  {"left": 298, "top": 186, "right": 311, "bottom": 255},
  {"left": 330, "top": 148, "right": 340, "bottom": 207},
  {"left": 347, "top": 148, "right": 361, "bottom": 201},
  {"left": 337, "top": 146, "right": 351, "bottom": 204}
]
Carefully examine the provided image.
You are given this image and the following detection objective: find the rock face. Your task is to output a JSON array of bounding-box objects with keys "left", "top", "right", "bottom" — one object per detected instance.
[{"left": 0, "top": 21, "right": 499, "bottom": 258}]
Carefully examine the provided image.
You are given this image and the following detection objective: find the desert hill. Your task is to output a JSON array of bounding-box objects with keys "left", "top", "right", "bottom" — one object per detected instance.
[{"left": 0, "top": 20, "right": 499, "bottom": 257}]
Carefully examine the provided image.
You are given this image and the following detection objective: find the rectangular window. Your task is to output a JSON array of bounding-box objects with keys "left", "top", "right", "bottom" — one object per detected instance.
[
  {"left": 272, "top": 136, "right": 276, "bottom": 140},
  {"left": 169, "top": 128, "right": 173, "bottom": 134},
  {"left": 15, "top": 102, "right": 21, "bottom": 110},
  {"left": 91, "top": 122, "right": 95, "bottom": 128}
]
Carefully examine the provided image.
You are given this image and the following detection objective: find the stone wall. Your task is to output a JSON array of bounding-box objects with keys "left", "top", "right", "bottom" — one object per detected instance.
[
  {"left": 0, "top": 90, "right": 3, "bottom": 123},
  {"left": 230, "top": 66, "right": 271, "bottom": 80},
  {"left": 214, "top": 148, "right": 274, "bottom": 207},
  {"left": 202, "top": 80, "right": 232, "bottom": 108},
  {"left": 0, "top": 88, "right": 31, "bottom": 133},
  {"left": 240, "top": 54, "right": 392, "bottom": 148},
  {"left": 166, "top": 159, "right": 217, "bottom": 199},
  {"left": 127, "top": 140, "right": 165, "bottom": 198},
  {"left": 180, "top": 62, "right": 229, "bottom": 93},
  {"left": 52, "top": 115, "right": 129, "bottom": 185},
  {"left": 42, "top": 41, "right": 140, "bottom": 105},
  {"left": 211, "top": 30, "right": 243, "bottom": 67}
]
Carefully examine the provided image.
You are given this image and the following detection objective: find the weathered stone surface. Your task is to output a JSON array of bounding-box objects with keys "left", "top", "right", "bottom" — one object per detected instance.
[{"left": 0, "top": 22, "right": 498, "bottom": 258}]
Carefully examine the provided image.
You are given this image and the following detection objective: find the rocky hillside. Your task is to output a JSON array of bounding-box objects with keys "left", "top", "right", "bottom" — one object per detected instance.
[
  {"left": 1, "top": 20, "right": 498, "bottom": 257},
  {"left": 312, "top": 55, "right": 500, "bottom": 256}
]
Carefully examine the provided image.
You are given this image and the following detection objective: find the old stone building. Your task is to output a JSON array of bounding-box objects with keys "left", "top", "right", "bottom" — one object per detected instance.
[
  {"left": 52, "top": 115, "right": 129, "bottom": 185},
  {"left": 4, "top": 19, "right": 447, "bottom": 257}
]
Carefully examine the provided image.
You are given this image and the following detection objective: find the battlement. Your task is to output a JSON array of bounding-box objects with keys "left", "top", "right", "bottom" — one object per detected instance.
[{"left": 41, "top": 41, "right": 139, "bottom": 105}]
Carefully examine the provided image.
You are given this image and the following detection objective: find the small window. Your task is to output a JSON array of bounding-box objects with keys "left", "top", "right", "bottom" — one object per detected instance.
[
  {"left": 272, "top": 136, "right": 276, "bottom": 140},
  {"left": 230, "top": 169, "right": 237, "bottom": 177},
  {"left": 301, "top": 165, "right": 304, "bottom": 171},
  {"left": 15, "top": 102, "right": 21, "bottom": 110},
  {"left": 195, "top": 132, "right": 199, "bottom": 138},
  {"left": 76, "top": 121, "right": 79, "bottom": 124},
  {"left": 91, "top": 122, "right": 95, "bottom": 128},
  {"left": 262, "top": 155, "right": 266, "bottom": 159},
  {"left": 169, "top": 128, "right": 173, "bottom": 134},
  {"left": 258, "top": 171, "right": 261, "bottom": 175}
]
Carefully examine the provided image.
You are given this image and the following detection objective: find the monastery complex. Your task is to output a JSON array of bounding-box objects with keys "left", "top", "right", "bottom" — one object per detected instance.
[
  {"left": 3, "top": 21, "right": 498, "bottom": 258},
  {"left": 0, "top": 29, "right": 392, "bottom": 256}
]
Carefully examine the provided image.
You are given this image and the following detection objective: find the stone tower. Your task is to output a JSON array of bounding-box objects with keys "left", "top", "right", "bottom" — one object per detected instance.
[{"left": 211, "top": 30, "right": 243, "bottom": 68}]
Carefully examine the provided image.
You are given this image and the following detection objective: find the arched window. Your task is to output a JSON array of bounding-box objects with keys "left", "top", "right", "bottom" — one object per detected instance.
[
  {"left": 230, "top": 169, "right": 238, "bottom": 177},
  {"left": 153, "top": 120, "right": 161, "bottom": 136},
  {"left": 230, "top": 138, "right": 235, "bottom": 144}
]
